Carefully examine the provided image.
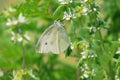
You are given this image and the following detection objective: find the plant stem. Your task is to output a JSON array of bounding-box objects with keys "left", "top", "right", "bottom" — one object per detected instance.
[
  {"left": 106, "top": 61, "right": 115, "bottom": 80},
  {"left": 98, "top": 29, "right": 105, "bottom": 52},
  {"left": 77, "top": 67, "right": 80, "bottom": 80},
  {"left": 98, "top": 29, "right": 115, "bottom": 80},
  {"left": 22, "top": 41, "right": 25, "bottom": 69}
]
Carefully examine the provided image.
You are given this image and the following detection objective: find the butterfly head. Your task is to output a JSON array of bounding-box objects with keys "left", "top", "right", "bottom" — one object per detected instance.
[{"left": 53, "top": 20, "right": 63, "bottom": 27}]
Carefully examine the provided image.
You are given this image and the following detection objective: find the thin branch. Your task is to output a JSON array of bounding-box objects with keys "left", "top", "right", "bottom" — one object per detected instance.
[
  {"left": 98, "top": 29, "right": 105, "bottom": 52},
  {"left": 21, "top": 41, "right": 26, "bottom": 69},
  {"left": 77, "top": 67, "right": 80, "bottom": 80}
]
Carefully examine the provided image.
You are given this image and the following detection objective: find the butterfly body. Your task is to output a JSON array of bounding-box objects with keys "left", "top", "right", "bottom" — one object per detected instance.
[{"left": 36, "top": 21, "right": 70, "bottom": 54}]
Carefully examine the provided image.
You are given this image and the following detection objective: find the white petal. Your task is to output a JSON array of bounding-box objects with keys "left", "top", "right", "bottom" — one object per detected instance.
[{"left": 18, "top": 13, "right": 25, "bottom": 23}]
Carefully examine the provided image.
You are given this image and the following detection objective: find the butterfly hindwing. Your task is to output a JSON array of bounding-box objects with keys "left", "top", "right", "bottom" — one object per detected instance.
[{"left": 57, "top": 26, "right": 70, "bottom": 53}]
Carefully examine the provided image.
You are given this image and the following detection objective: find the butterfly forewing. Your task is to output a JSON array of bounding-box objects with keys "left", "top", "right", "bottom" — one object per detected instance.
[{"left": 36, "top": 26, "right": 54, "bottom": 53}]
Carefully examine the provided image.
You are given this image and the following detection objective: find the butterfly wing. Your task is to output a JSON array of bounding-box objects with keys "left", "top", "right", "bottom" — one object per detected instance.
[
  {"left": 48, "top": 24, "right": 70, "bottom": 54},
  {"left": 36, "top": 25, "right": 54, "bottom": 53},
  {"left": 36, "top": 24, "right": 62, "bottom": 53},
  {"left": 36, "top": 21, "right": 70, "bottom": 54},
  {"left": 57, "top": 26, "right": 71, "bottom": 53}
]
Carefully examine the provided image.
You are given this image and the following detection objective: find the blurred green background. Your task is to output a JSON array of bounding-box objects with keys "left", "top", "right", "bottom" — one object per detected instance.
[
  {"left": 0, "top": 0, "right": 120, "bottom": 80},
  {"left": 0, "top": 0, "right": 78, "bottom": 80}
]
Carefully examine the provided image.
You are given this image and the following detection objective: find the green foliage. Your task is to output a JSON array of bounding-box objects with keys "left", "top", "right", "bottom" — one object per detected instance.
[{"left": 0, "top": 0, "right": 120, "bottom": 80}]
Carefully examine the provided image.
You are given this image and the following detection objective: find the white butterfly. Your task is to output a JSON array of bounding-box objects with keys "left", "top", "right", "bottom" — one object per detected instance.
[{"left": 36, "top": 21, "right": 71, "bottom": 54}]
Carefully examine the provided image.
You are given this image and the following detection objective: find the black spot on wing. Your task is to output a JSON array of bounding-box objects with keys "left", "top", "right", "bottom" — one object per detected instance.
[{"left": 45, "top": 42, "right": 47, "bottom": 45}]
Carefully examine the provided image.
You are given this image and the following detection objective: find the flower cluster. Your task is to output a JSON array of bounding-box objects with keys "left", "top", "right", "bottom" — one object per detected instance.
[
  {"left": 75, "top": 5, "right": 91, "bottom": 16},
  {"left": 63, "top": 8, "right": 76, "bottom": 20},
  {"left": 6, "top": 13, "right": 25, "bottom": 26},
  {"left": 12, "top": 69, "right": 38, "bottom": 80},
  {"left": 58, "top": 0, "right": 72, "bottom": 5},
  {"left": 60, "top": 0, "right": 99, "bottom": 21},
  {"left": 78, "top": 40, "right": 89, "bottom": 59},
  {"left": 78, "top": 40, "right": 96, "bottom": 59},
  {"left": 89, "top": 26, "right": 99, "bottom": 34},
  {"left": 80, "top": 64, "right": 96, "bottom": 79},
  {"left": 115, "top": 75, "right": 120, "bottom": 80},
  {"left": 4, "top": 7, "right": 31, "bottom": 43},
  {"left": 11, "top": 31, "right": 30, "bottom": 42},
  {"left": 3, "top": 7, "right": 16, "bottom": 17}
]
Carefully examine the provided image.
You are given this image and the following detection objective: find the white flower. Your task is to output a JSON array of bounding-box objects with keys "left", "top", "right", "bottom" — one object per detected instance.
[
  {"left": 116, "top": 48, "right": 120, "bottom": 54},
  {"left": 28, "top": 70, "right": 39, "bottom": 80},
  {"left": 63, "top": 8, "right": 76, "bottom": 20},
  {"left": 69, "top": 0, "right": 73, "bottom": 3},
  {"left": 81, "top": 51, "right": 87, "bottom": 59},
  {"left": 58, "top": 0, "right": 72, "bottom": 4},
  {"left": 118, "top": 38, "right": 120, "bottom": 42},
  {"left": 92, "top": 27, "right": 97, "bottom": 32},
  {"left": 81, "top": 67, "right": 85, "bottom": 72},
  {"left": 11, "top": 31, "right": 15, "bottom": 35},
  {"left": 83, "top": 71, "right": 89, "bottom": 78},
  {"left": 58, "top": 0, "right": 67, "bottom": 4},
  {"left": 82, "top": 41, "right": 89, "bottom": 49},
  {"left": 11, "top": 32, "right": 23, "bottom": 42},
  {"left": 84, "top": 64, "right": 89, "bottom": 69},
  {"left": 6, "top": 19, "right": 11, "bottom": 26},
  {"left": 82, "top": 7, "right": 88, "bottom": 15},
  {"left": 11, "top": 31, "right": 31, "bottom": 42},
  {"left": 24, "top": 32, "right": 31, "bottom": 41},
  {"left": 93, "top": 8, "right": 97, "bottom": 11},
  {"left": 11, "top": 36, "right": 15, "bottom": 41},
  {"left": 0, "top": 70, "right": 3, "bottom": 77},
  {"left": 6, "top": 18, "right": 18, "bottom": 26},
  {"left": 89, "top": 27, "right": 97, "bottom": 33},
  {"left": 84, "top": 0, "right": 88, "bottom": 2},
  {"left": 8, "top": 7, "right": 16, "bottom": 12},
  {"left": 18, "top": 13, "right": 25, "bottom": 23},
  {"left": 70, "top": 44, "right": 74, "bottom": 50},
  {"left": 11, "top": 31, "right": 16, "bottom": 41},
  {"left": 115, "top": 75, "right": 120, "bottom": 80},
  {"left": 63, "top": 11, "right": 71, "bottom": 20},
  {"left": 17, "top": 34, "right": 23, "bottom": 42},
  {"left": 6, "top": 13, "right": 26, "bottom": 26}
]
